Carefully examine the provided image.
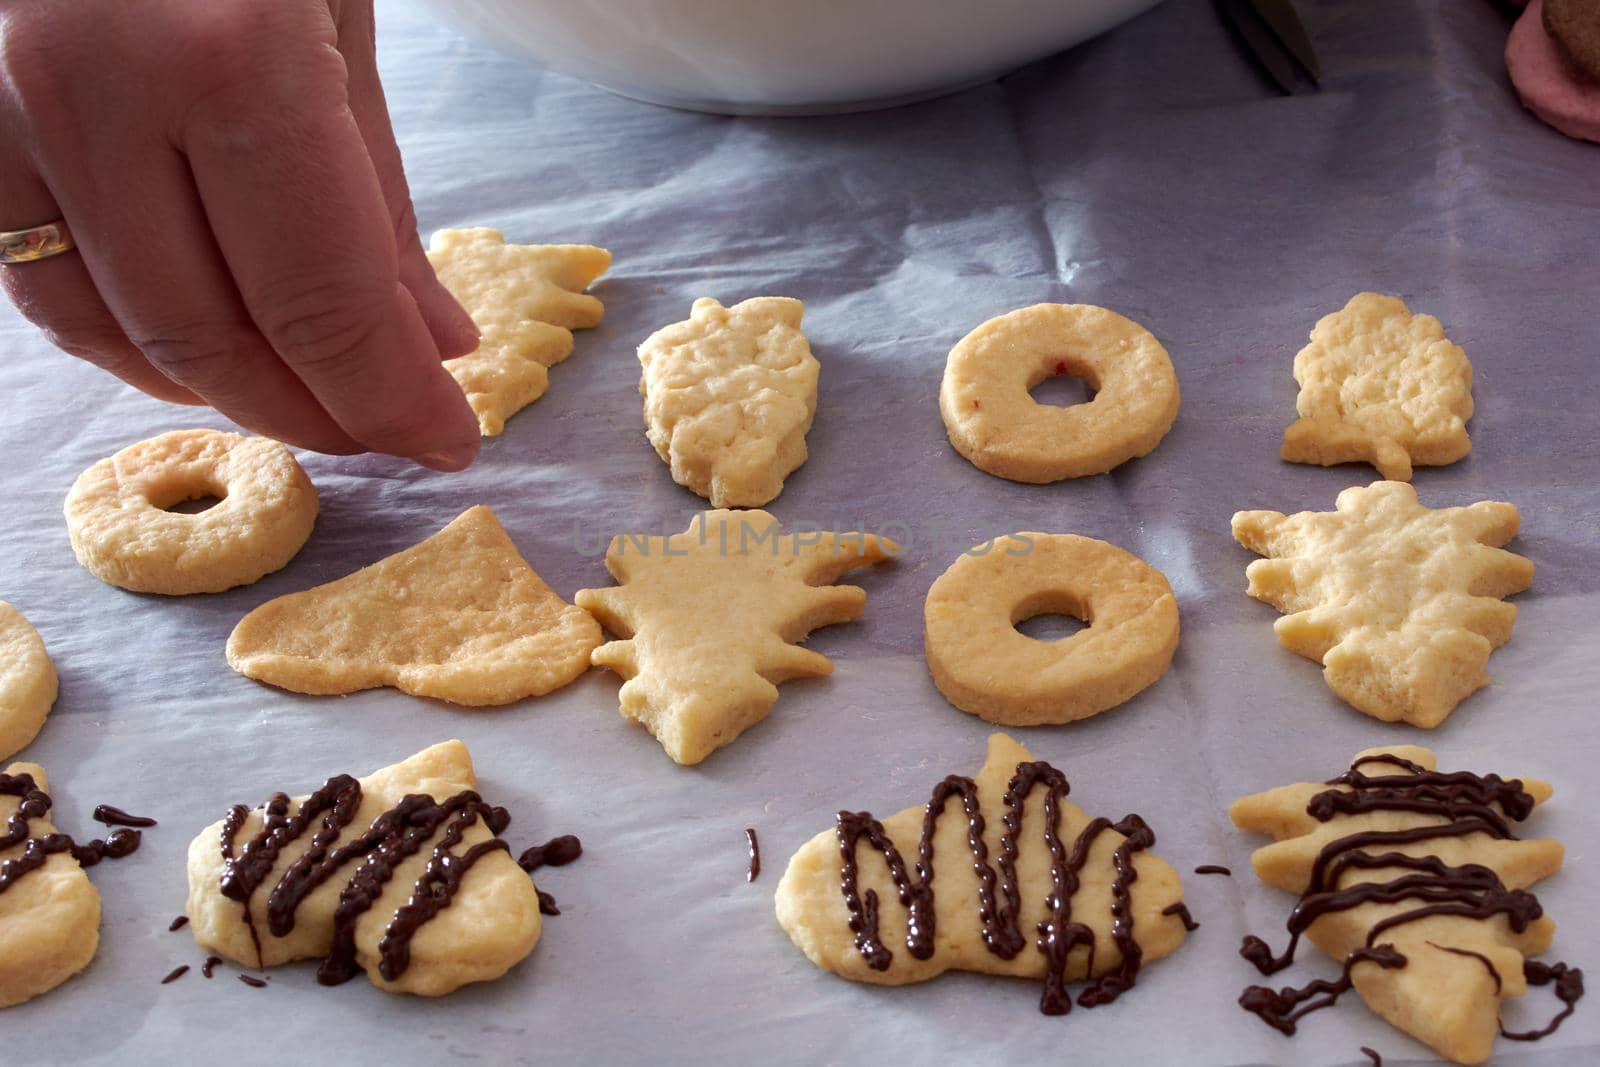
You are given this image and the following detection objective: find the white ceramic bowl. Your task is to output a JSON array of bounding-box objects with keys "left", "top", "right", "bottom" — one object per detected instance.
[{"left": 423, "top": 0, "right": 1165, "bottom": 114}]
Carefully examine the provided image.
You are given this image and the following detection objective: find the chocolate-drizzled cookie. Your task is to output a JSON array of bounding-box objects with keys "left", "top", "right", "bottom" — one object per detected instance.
[
  {"left": 776, "top": 734, "right": 1191, "bottom": 1013},
  {"left": 1230, "top": 746, "right": 1582, "bottom": 1066},
  {"left": 185, "top": 741, "right": 565, "bottom": 997}
]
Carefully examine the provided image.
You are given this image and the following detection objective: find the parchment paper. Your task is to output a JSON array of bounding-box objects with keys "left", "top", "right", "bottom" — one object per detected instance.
[{"left": 4, "top": 2, "right": 1597, "bottom": 1063}]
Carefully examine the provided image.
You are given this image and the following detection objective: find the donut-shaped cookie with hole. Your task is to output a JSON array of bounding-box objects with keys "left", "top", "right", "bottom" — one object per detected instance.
[
  {"left": 64, "top": 429, "right": 317, "bottom": 595},
  {"left": 939, "top": 304, "right": 1180, "bottom": 483},
  {"left": 923, "top": 534, "right": 1179, "bottom": 725}
]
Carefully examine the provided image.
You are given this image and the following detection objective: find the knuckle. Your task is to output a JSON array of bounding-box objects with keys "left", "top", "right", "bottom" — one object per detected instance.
[
  {"left": 0, "top": 8, "right": 80, "bottom": 125},
  {"left": 257, "top": 279, "right": 392, "bottom": 378},
  {"left": 178, "top": 10, "right": 348, "bottom": 136},
  {"left": 133, "top": 322, "right": 250, "bottom": 394}
]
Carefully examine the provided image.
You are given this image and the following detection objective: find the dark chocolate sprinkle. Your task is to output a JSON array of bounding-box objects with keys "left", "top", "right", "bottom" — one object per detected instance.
[
  {"left": 93, "top": 804, "right": 157, "bottom": 828},
  {"left": 168, "top": 915, "right": 189, "bottom": 932},
  {"left": 161, "top": 964, "right": 190, "bottom": 984}
]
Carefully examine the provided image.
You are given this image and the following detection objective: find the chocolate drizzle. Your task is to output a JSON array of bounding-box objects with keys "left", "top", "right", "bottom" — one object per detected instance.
[
  {"left": 518, "top": 835, "right": 582, "bottom": 918},
  {"left": 517, "top": 834, "right": 582, "bottom": 873},
  {"left": 1240, "top": 945, "right": 1407, "bottom": 1034},
  {"left": 169, "top": 915, "right": 190, "bottom": 932},
  {"left": 161, "top": 964, "right": 190, "bottom": 984},
  {"left": 745, "top": 827, "right": 761, "bottom": 882},
  {"left": 1237, "top": 753, "right": 1584, "bottom": 1044},
  {"left": 1502, "top": 961, "right": 1584, "bottom": 1041},
  {"left": 1428, "top": 940, "right": 1502, "bottom": 993},
  {"left": 216, "top": 774, "right": 534, "bottom": 986},
  {"left": 93, "top": 804, "right": 157, "bottom": 828},
  {"left": 834, "top": 760, "right": 1169, "bottom": 1016},
  {"left": 1359, "top": 1047, "right": 1381, "bottom": 1066},
  {"left": 1194, "top": 864, "right": 1232, "bottom": 877},
  {"left": 238, "top": 974, "right": 268, "bottom": 988},
  {"left": 202, "top": 956, "right": 222, "bottom": 979},
  {"left": 1, "top": 771, "right": 142, "bottom": 894},
  {"left": 1163, "top": 901, "right": 1200, "bottom": 931}
]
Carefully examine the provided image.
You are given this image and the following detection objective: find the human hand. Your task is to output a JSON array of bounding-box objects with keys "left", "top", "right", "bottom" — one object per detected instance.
[{"left": 0, "top": 0, "right": 482, "bottom": 470}]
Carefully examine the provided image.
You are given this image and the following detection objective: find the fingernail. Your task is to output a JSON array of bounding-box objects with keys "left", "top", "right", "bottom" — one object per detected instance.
[{"left": 416, "top": 442, "right": 479, "bottom": 472}]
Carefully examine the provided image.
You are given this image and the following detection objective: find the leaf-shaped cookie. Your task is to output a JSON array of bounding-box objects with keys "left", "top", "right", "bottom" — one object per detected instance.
[
  {"left": 427, "top": 227, "right": 610, "bottom": 436},
  {"left": 227, "top": 506, "right": 600, "bottom": 706},
  {"left": 776, "top": 733, "right": 1190, "bottom": 1012},
  {"left": 1280, "top": 292, "right": 1474, "bottom": 481},
  {"left": 0, "top": 602, "right": 56, "bottom": 760},
  {"left": 1231, "top": 746, "right": 1572, "bottom": 1065},
  {"left": 638, "top": 297, "right": 819, "bottom": 507},
  {"left": 186, "top": 740, "right": 543, "bottom": 996},
  {"left": 1232, "top": 481, "right": 1533, "bottom": 727},
  {"left": 0, "top": 764, "right": 103, "bottom": 1007},
  {"left": 575, "top": 510, "right": 896, "bottom": 765}
]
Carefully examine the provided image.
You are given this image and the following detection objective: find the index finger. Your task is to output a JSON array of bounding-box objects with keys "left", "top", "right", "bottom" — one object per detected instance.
[{"left": 179, "top": 19, "right": 479, "bottom": 470}]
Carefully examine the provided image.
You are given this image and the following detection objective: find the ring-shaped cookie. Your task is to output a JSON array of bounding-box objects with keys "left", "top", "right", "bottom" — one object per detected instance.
[
  {"left": 923, "top": 533, "right": 1179, "bottom": 725},
  {"left": 939, "top": 304, "right": 1180, "bottom": 483},
  {"left": 65, "top": 429, "right": 318, "bottom": 595}
]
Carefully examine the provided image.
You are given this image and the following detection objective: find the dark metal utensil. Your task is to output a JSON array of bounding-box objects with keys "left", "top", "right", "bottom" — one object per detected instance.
[{"left": 1218, "top": 0, "right": 1323, "bottom": 94}]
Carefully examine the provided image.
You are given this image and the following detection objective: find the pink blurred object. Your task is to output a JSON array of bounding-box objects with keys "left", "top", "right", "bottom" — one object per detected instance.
[{"left": 1506, "top": 0, "right": 1600, "bottom": 142}]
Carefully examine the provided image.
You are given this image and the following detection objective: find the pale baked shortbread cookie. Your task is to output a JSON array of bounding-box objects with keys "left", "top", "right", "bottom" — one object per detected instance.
[
  {"left": 1232, "top": 747, "right": 1572, "bottom": 1065},
  {"left": 0, "top": 603, "right": 57, "bottom": 760},
  {"left": 1281, "top": 293, "right": 1474, "bottom": 481},
  {"left": 0, "top": 763, "right": 101, "bottom": 1008},
  {"left": 227, "top": 506, "right": 600, "bottom": 706},
  {"left": 186, "top": 741, "right": 542, "bottom": 996},
  {"left": 638, "top": 297, "right": 819, "bottom": 508},
  {"left": 924, "top": 534, "right": 1179, "bottom": 725},
  {"left": 427, "top": 227, "right": 610, "bottom": 435},
  {"left": 940, "top": 304, "right": 1180, "bottom": 483},
  {"left": 65, "top": 429, "right": 317, "bottom": 595},
  {"left": 1232, "top": 481, "right": 1532, "bottom": 727},
  {"left": 776, "top": 733, "right": 1190, "bottom": 1013},
  {"left": 576, "top": 510, "right": 896, "bottom": 765}
]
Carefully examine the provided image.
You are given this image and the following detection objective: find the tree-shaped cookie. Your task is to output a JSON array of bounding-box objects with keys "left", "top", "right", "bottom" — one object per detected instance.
[
  {"left": 638, "top": 297, "right": 820, "bottom": 507},
  {"left": 1231, "top": 746, "right": 1577, "bottom": 1065},
  {"left": 426, "top": 227, "right": 610, "bottom": 435},
  {"left": 776, "top": 733, "right": 1191, "bottom": 1013},
  {"left": 186, "top": 740, "right": 551, "bottom": 996},
  {"left": 575, "top": 510, "right": 896, "bottom": 765},
  {"left": 1232, "top": 481, "right": 1533, "bottom": 727},
  {"left": 227, "top": 506, "right": 600, "bottom": 706},
  {"left": 1280, "top": 292, "right": 1474, "bottom": 481}
]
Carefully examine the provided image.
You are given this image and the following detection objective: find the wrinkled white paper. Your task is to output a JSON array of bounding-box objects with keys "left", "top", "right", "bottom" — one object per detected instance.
[{"left": 4, "top": 1, "right": 1596, "bottom": 1063}]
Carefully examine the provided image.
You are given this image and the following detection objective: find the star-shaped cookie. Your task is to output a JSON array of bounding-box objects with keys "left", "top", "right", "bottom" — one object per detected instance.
[
  {"left": 1232, "top": 481, "right": 1533, "bottom": 727},
  {"left": 575, "top": 510, "right": 896, "bottom": 765},
  {"left": 1280, "top": 292, "right": 1474, "bottom": 481},
  {"left": 427, "top": 227, "right": 610, "bottom": 436},
  {"left": 1231, "top": 746, "right": 1571, "bottom": 1065}
]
